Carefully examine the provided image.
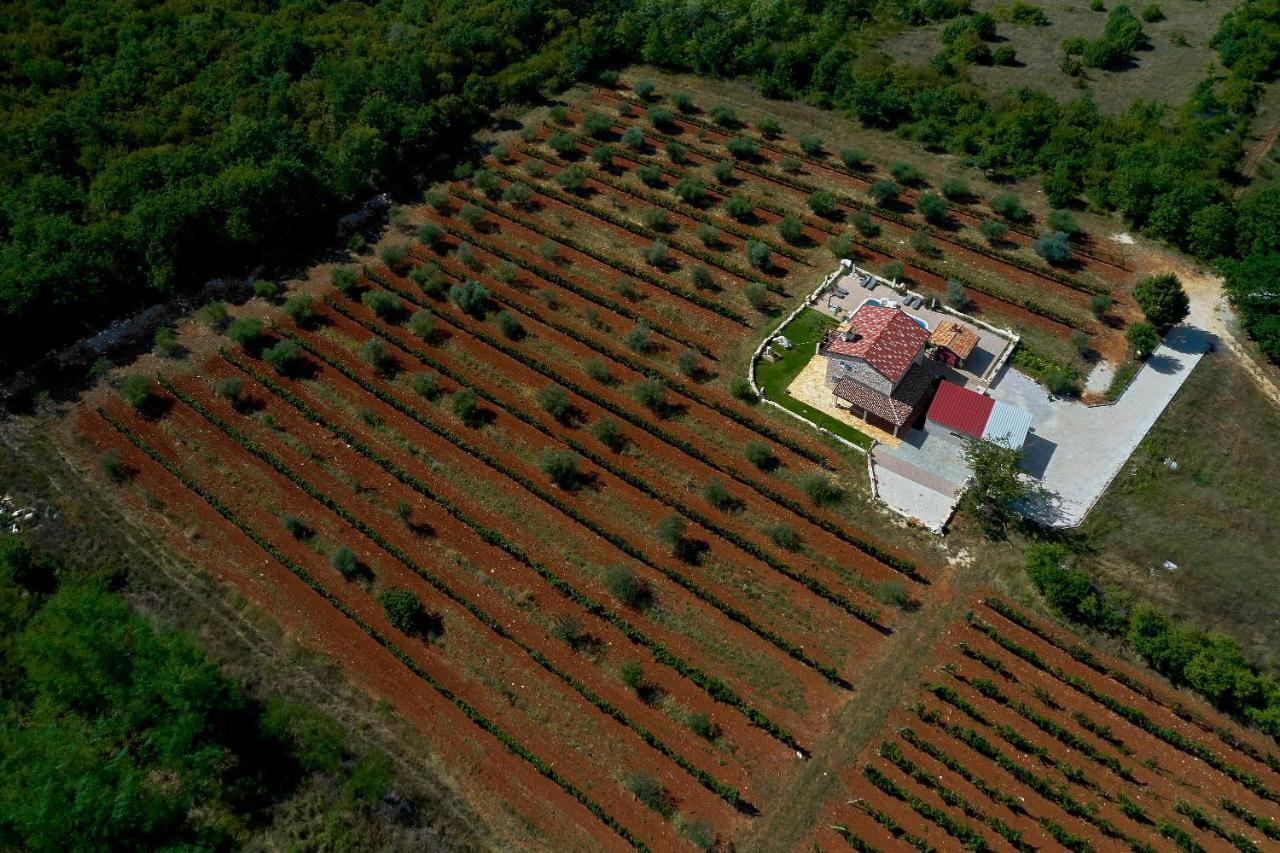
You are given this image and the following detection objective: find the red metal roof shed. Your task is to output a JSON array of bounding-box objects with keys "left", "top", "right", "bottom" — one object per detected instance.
[{"left": 925, "top": 380, "right": 994, "bottom": 439}]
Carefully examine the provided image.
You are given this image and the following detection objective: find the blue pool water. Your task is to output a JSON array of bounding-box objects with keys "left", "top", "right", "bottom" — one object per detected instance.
[{"left": 861, "top": 297, "right": 929, "bottom": 330}]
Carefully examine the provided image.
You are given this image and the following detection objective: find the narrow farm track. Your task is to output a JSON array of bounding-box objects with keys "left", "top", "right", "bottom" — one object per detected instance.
[{"left": 86, "top": 403, "right": 655, "bottom": 850}]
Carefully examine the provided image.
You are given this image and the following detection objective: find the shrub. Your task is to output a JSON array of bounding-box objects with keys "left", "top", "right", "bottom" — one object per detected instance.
[
  {"left": 993, "top": 45, "right": 1017, "bottom": 65},
  {"left": 744, "top": 441, "right": 776, "bottom": 470},
  {"left": 940, "top": 177, "right": 970, "bottom": 200},
  {"left": 643, "top": 240, "right": 668, "bottom": 268},
  {"left": 605, "top": 564, "right": 651, "bottom": 609},
  {"left": 647, "top": 107, "right": 674, "bottom": 130},
  {"left": 779, "top": 155, "right": 801, "bottom": 174},
  {"left": 226, "top": 317, "right": 266, "bottom": 352},
  {"left": 673, "top": 177, "right": 706, "bottom": 206},
  {"left": 690, "top": 265, "right": 715, "bottom": 290},
  {"left": 425, "top": 187, "right": 450, "bottom": 212},
  {"left": 978, "top": 218, "right": 1008, "bottom": 243},
  {"left": 589, "top": 144, "right": 613, "bottom": 168},
  {"left": 412, "top": 372, "right": 440, "bottom": 400},
  {"left": 581, "top": 110, "right": 612, "bottom": 139},
  {"left": 696, "top": 223, "right": 720, "bottom": 247},
  {"left": 745, "top": 281, "right": 770, "bottom": 310},
  {"left": 827, "top": 232, "right": 855, "bottom": 258},
  {"left": 449, "top": 280, "right": 489, "bottom": 317},
  {"left": 778, "top": 216, "right": 804, "bottom": 244},
  {"left": 709, "top": 104, "right": 738, "bottom": 127},
  {"left": 868, "top": 179, "right": 900, "bottom": 206},
  {"left": 730, "top": 377, "right": 757, "bottom": 403},
  {"left": 471, "top": 168, "right": 500, "bottom": 198},
  {"left": 745, "top": 240, "right": 771, "bottom": 271},
  {"left": 538, "top": 448, "right": 582, "bottom": 490},
  {"left": 535, "top": 241, "right": 558, "bottom": 262},
  {"left": 808, "top": 190, "right": 838, "bottom": 217},
  {"left": 215, "top": 377, "right": 243, "bottom": 408},
  {"left": 553, "top": 165, "right": 586, "bottom": 192},
  {"left": 664, "top": 141, "right": 686, "bottom": 164},
  {"left": 501, "top": 182, "right": 533, "bottom": 208},
  {"left": 1141, "top": 3, "right": 1163, "bottom": 22},
  {"left": 536, "top": 384, "right": 571, "bottom": 423},
  {"left": 197, "top": 301, "right": 230, "bottom": 331},
  {"left": 1090, "top": 293, "right": 1113, "bottom": 317},
  {"left": 283, "top": 294, "right": 315, "bottom": 327},
  {"left": 1033, "top": 230, "right": 1071, "bottom": 264},
  {"left": 632, "top": 377, "right": 667, "bottom": 414},
  {"left": 625, "top": 320, "right": 651, "bottom": 353},
  {"left": 493, "top": 260, "right": 519, "bottom": 283},
  {"left": 909, "top": 227, "right": 935, "bottom": 256},
  {"left": 726, "top": 135, "right": 758, "bottom": 159},
  {"left": 97, "top": 448, "right": 127, "bottom": 483},
  {"left": 1133, "top": 273, "right": 1189, "bottom": 330},
  {"left": 768, "top": 523, "right": 801, "bottom": 552},
  {"left": 802, "top": 474, "right": 843, "bottom": 506},
  {"left": 252, "top": 279, "right": 280, "bottom": 301},
  {"left": 403, "top": 310, "right": 433, "bottom": 342},
  {"left": 591, "top": 416, "right": 626, "bottom": 451},
  {"left": 332, "top": 267, "right": 360, "bottom": 297},
  {"left": 1127, "top": 321, "right": 1160, "bottom": 358},
  {"left": 379, "top": 242, "right": 409, "bottom": 268},
  {"left": 798, "top": 133, "right": 824, "bottom": 156},
  {"left": 451, "top": 388, "right": 479, "bottom": 425},
  {"left": 917, "top": 191, "right": 948, "bottom": 223},
  {"left": 671, "top": 91, "right": 694, "bottom": 113},
  {"left": 1071, "top": 329, "right": 1091, "bottom": 356},
  {"left": 702, "top": 477, "right": 738, "bottom": 511},
  {"left": 455, "top": 244, "right": 482, "bottom": 271},
  {"left": 330, "top": 546, "right": 359, "bottom": 580},
  {"left": 282, "top": 514, "right": 309, "bottom": 539},
  {"left": 635, "top": 164, "right": 662, "bottom": 187},
  {"left": 711, "top": 160, "right": 734, "bottom": 183},
  {"left": 990, "top": 191, "right": 1028, "bottom": 221},
  {"left": 1047, "top": 208, "right": 1079, "bottom": 235},
  {"left": 494, "top": 310, "right": 524, "bottom": 340},
  {"left": 361, "top": 290, "right": 401, "bottom": 321},
  {"left": 379, "top": 588, "right": 439, "bottom": 639},
  {"left": 620, "top": 126, "right": 646, "bottom": 152},
  {"left": 263, "top": 339, "right": 304, "bottom": 376},
  {"left": 634, "top": 78, "right": 655, "bottom": 99},
  {"left": 890, "top": 161, "right": 923, "bottom": 184},
  {"left": 409, "top": 263, "right": 444, "bottom": 298},
  {"left": 687, "top": 711, "right": 720, "bottom": 740},
  {"left": 152, "top": 326, "right": 180, "bottom": 358},
  {"left": 655, "top": 513, "right": 689, "bottom": 558},
  {"left": 677, "top": 349, "right": 700, "bottom": 378},
  {"left": 756, "top": 117, "right": 781, "bottom": 137},
  {"left": 850, "top": 208, "right": 880, "bottom": 237},
  {"left": 417, "top": 223, "right": 446, "bottom": 252},
  {"left": 945, "top": 279, "right": 972, "bottom": 310},
  {"left": 881, "top": 260, "right": 905, "bottom": 281},
  {"left": 359, "top": 338, "right": 394, "bottom": 377},
  {"left": 724, "top": 195, "right": 754, "bottom": 221},
  {"left": 584, "top": 358, "right": 611, "bottom": 383},
  {"left": 839, "top": 146, "right": 865, "bottom": 169},
  {"left": 118, "top": 374, "right": 154, "bottom": 410},
  {"left": 640, "top": 207, "right": 669, "bottom": 231},
  {"left": 522, "top": 159, "right": 545, "bottom": 179},
  {"left": 546, "top": 132, "right": 576, "bottom": 157}
]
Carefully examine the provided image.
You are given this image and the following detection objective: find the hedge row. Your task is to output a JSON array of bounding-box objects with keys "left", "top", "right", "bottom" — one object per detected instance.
[
  {"left": 972, "top": 609, "right": 1280, "bottom": 807},
  {"left": 270, "top": 321, "right": 806, "bottom": 750},
  {"left": 96, "top": 407, "right": 646, "bottom": 850},
  {"left": 313, "top": 307, "right": 849, "bottom": 692},
  {"left": 363, "top": 275, "right": 886, "bottom": 634},
  {"left": 861, "top": 763, "right": 991, "bottom": 852},
  {"left": 986, "top": 596, "right": 1280, "bottom": 777},
  {"left": 423, "top": 218, "right": 714, "bottom": 358},
  {"left": 877, "top": 740, "right": 1029, "bottom": 851},
  {"left": 492, "top": 158, "right": 788, "bottom": 294},
  {"left": 513, "top": 139, "right": 808, "bottom": 266},
  {"left": 635, "top": 121, "right": 1092, "bottom": 330},
  {"left": 162, "top": 373, "right": 745, "bottom": 809},
  {"left": 454, "top": 189, "right": 750, "bottom": 325}
]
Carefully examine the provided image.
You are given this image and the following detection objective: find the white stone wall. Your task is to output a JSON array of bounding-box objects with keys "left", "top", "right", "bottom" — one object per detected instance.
[{"left": 825, "top": 354, "right": 892, "bottom": 395}]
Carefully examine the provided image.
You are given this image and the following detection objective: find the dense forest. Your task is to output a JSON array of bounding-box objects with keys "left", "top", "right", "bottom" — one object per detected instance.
[
  {"left": 2, "top": 0, "right": 1278, "bottom": 371},
  {"left": 0, "top": 534, "right": 448, "bottom": 849}
]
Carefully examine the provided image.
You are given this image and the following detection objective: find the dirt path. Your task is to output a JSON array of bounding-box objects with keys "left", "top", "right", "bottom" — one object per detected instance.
[
  {"left": 736, "top": 555, "right": 979, "bottom": 852},
  {"left": 1128, "top": 242, "right": 1280, "bottom": 409}
]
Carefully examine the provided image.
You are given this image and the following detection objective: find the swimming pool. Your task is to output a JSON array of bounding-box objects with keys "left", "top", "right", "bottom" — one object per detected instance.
[{"left": 861, "top": 297, "right": 930, "bottom": 330}]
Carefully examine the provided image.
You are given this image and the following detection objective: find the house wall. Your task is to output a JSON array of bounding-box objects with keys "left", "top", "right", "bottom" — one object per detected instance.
[{"left": 825, "top": 354, "right": 893, "bottom": 395}]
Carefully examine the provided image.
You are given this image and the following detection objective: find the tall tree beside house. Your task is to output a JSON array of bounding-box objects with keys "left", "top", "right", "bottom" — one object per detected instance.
[
  {"left": 961, "top": 437, "right": 1043, "bottom": 535},
  {"left": 1133, "top": 273, "right": 1190, "bottom": 331}
]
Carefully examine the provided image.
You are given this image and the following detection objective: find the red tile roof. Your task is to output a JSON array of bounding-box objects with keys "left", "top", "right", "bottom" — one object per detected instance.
[
  {"left": 834, "top": 364, "right": 935, "bottom": 427},
  {"left": 823, "top": 305, "right": 930, "bottom": 383},
  {"left": 925, "top": 380, "right": 994, "bottom": 439}
]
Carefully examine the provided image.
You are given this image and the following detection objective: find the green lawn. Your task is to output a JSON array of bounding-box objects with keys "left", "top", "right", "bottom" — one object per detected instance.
[{"left": 754, "top": 308, "right": 872, "bottom": 449}]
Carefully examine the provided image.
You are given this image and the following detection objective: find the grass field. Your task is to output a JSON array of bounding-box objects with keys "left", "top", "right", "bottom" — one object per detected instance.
[
  {"left": 1084, "top": 349, "right": 1280, "bottom": 671},
  {"left": 753, "top": 308, "right": 875, "bottom": 449},
  {"left": 881, "top": 0, "right": 1231, "bottom": 115}
]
